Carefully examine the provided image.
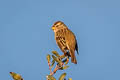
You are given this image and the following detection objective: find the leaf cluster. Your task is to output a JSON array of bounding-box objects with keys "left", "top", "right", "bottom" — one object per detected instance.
[{"left": 46, "top": 51, "right": 72, "bottom": 80}]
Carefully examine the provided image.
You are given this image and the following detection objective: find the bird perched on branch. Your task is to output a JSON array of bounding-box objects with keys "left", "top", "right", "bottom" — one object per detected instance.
[{"left": 51, "top": 21, "right": 79, "bottom": 64}]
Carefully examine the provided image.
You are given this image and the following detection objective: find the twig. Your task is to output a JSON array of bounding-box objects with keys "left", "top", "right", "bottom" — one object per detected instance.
[
  {"left": 50, "top": 62, "right": 64, "bottom": 76},
  {"left": 48, "top": 61, "right": 52, "bottom": 74}
]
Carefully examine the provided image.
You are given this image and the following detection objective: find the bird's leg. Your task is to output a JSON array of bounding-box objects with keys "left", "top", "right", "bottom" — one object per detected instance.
[
  {"left": 60, "top": 52, "right": 70, "bottom": 65},
  {"left": 57, "top": 54, "right": 65, "bottom": 67},
  {"left": 58, "top": 50, "right": 70, "bottom": 65},
  {"left": 64, "top": 51, "right": 70, "bottom": 64}
]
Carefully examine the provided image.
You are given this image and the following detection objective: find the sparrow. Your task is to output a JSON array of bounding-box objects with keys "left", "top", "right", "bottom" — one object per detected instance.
[{"left": 51, "top": 21, "right": 79, "bottom": 64}]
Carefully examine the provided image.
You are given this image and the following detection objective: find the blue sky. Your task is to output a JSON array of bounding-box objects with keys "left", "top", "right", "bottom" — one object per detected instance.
[{"left": 0, "top": 0, "right": 120, "bottom": 80}]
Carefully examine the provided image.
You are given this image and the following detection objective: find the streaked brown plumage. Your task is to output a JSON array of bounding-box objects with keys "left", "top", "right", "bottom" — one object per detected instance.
[{"left": 51, "top": 21, "right": 79, "bottom": 64}]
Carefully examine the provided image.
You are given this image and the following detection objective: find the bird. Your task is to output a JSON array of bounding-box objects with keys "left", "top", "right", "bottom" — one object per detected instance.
[{"left": 51, "top": 21, "right": 79, "bottom": 64}]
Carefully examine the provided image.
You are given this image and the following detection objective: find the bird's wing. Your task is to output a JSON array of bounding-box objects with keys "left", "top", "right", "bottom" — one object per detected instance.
[
  {"left": 65, "top": 29, "right": 77, "bottom": 64},
  {"left": 65, "top": 29, "right": 79, "bottom": 55},
  {"left": 65, "top": 29, "right": 76, "bottom": 50}
]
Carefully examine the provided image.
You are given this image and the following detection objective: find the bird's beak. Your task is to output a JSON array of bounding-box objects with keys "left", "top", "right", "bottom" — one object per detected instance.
[{"left": 51, "top": 26, "right": 55, "bottom": 30}]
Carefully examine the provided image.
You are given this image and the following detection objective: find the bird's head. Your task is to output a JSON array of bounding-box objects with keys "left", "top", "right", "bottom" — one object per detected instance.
[{"left": 51, "top": 21, "right": 67, "bottom": 32}]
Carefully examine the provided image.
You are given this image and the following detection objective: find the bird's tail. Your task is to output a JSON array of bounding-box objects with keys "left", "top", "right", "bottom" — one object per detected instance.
[{"left": 70, "top": 50, "right": 77, "bottom": 64}]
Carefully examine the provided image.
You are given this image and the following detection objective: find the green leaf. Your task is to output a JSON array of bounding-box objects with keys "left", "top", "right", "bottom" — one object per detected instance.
[
  {"left": 46, "top": 54, "right": 51, "bottom": 63},
  {"left": 51, "top": 60, "right": 55, "bottom": 68},
  {"left": 52, "top": 51, "right": 60, "bottom": 57},
  {"left": 52, "top": 55, "right": 60, "bottom": 63},
  {"left": 59, "top": 73, "right": 67, "bottom": 80},
  {"left": 47, "top": 75, "right": 56, "bottom": 80},
  {"left": 52, "top": 55, "right": 63, "bottom": 66},
  {"left": 60, "top": 55, "right": 65, "bottom": 59},
  {"left": 62, "top": 58, "right": 69, "bottom": 65},
  {"left": 10, "top": 72, "right": 23, "bottom": 80},
  {"left": 68, "top": 78, "right": 72, "bottom": 80},
  {"left": 63, "top": 65, "right": 69, "bottom": 70},
  {"left": 59, "top": 65, "right": 69, "bottom": 70}
]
